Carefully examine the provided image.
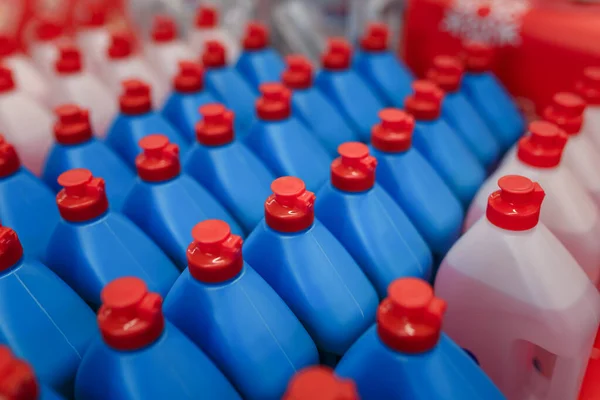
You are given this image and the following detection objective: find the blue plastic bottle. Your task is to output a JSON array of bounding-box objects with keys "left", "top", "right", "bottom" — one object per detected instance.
[
  {"left": 122, "top": 134, "right": 243, "bottom": 270},
  {"left": 243, "top": 83, "right": 332, "bottom": 192},
  {"left": 182, "top": 104, "right": 275, "bottom": 233},
  {"left": 161, "top": 61, "right": 218, "bottom": 143},
  {"left": 353, "top": 23, "right": 414, "bottom": 108},
  {"left": 335, "top": 278, "right": 506, "bottom": 400},
  {"left": 315, "top": 142, "right": 432, "bottom": 298},
  {"left": 315, "top": 38, "right": 385, "bottom": 142},
  {"left": 283, "top": 366, "right": 359, "bottom": 400},
  {"left": 426, "top": 56, "right": 500, "bottom": 170},
  {"left": 243, "top": 176, "right": 378, "bottom": 357},
  {"left": 282, "top": 55, "right": 359, "bottom": 156},
  {"left": 369, "top": 109, "right": 463, "bottom": 260},
  {"left": 405, "top": 80, "right": 485, "bottom": 207},
  {"left": 0, "top": 136, "right": 59, "bottom": 262},
  {"left": 106, "top": 79, "right": 189, "bottom": 167},
  {"left": 164, "top": 219, "right": 319, "bottom": 400},
  {"left": 461, "top": 42, "right": 525, "bottom": 151},
  {"left": 0, "top": 228, "right": 96, "bottom": 396},
  {"left": 235, "top": 22, "right": 285, "bottom": 89},
  {"left": 75, "top": 277, "right": 241, "bottom": 400},
  {"left": 45, "top": 168, "right": 179, "bottom": 308},
  {"left": 43, "top": 105, "right": 134, "bottom": 211}
]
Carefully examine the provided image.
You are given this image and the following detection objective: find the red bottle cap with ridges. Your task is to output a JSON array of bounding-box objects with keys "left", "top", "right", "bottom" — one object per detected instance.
[
  {"left": 486, "top": 175, "right": 545, "bottom": 231},
  {"left": 517, "top": 121, "right": 568, "bottom": 169},
  {"left": 152, "top": 15, "right": 177, "bottom": 43},
  {"left": 243, "top": 22, "right": 269, "bottom": 50},
  {"left": 543, "top": 92, "right": 585, "bottom": 135},
  {"left": 98, "top": 277, "right": 164, "bottom": 351},
  {"left": 256, "top": 83, "right": 292, "bottom": 121},
  {"left": 80, "top": 4, "right": 107, "bottom": 28},
  {"left": 56, "top": 169, "right": 108, "bottom": 222},
  {"left": 377, "top": 278, "right": 447, "bottom": 353},
  {"left": 405, "top": 80, "right": 444, "bottom": 121},
  {"left": 360, "top": 22, "right": 389, "bottom": 52},
  {"left": 371, "top": 109, "right": 414, "bottom": 153},
  {"left": 108, "top": 31, "right": 133, "bottom": 59},
  {"left": 202, "top": 40, "right": 227, "bottom": 69},
  {"left": 0, "top": 227, "right": 23, "bottom": 272},
  {"left": 0, "top": 135, "right": 20, "bottom": 178},
  {"left": 55, "top": 44, "right": 82, "bottom": 74},
  {"left": 426, "top": 56, "right": 464, "bottom": 93},
  {"left": 187, "top": 220, "right": 243, "bottom": 283},
  {"left": 0, "top": 35, "right": 17, "bottom": 57},
  {"left": 54, "top": 105, "right": 93, "bottom": 145},
  {"left": 135, "top": 135, "right": 180, "bottom": 182},
  {"left": 173, "top": 61, "right": 204, "bottom": 93},
  {"left": 576, "top": 67, "right": 600, "bottom": 106},
  {"left": 282, "top": 55, "right": 313, "bottom": 90},
  {"left": 265, "top": 177, "right": 316, "bottom": 233},
  {"left": 35, "top": 16, "right": 63, "bottom": 41},
  {"left": 463, "top": 41, "right": 494, "bottom": 73},
  {"left": 195, "top": 5, "right": 218, "bottom": 29},
  {"left": 0, "top": 346, "right": 39, "bottom": 400},
  {"left": 283, "top": 366, "right": 359, "bottom": 400},
  {"left": 0, "top": 65, "right": 15, "bottom": 93},
  {"left": 196, "top": 104, "right": 235, "bottom": 146},
  {"left": 322, "top": 38, "right": 352, "bottom": 71},
  {"left": 331, "top": 142, "right": 377, "bottom": 192},
  {"left": 119, "top": 79, "right": 153, "bottom": 115}
]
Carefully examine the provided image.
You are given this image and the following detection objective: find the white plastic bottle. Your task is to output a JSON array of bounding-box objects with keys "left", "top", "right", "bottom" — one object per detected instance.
[
  {"left": 436, "top": 175, "right": 600, "bottom": 400},
  {"left": 577, "top": 67, "right": 600, "bottom": 149},
  {"left": 465, "top": 120, "right": 600, "bottom": 284},
  {"left": 144, "top": 15, "right": 193, "bottom": 82},
  {"left": 75, "top": 5, "right": 111, "bottom": 74},
  {"left": 29, "top": 16, "right": 66, "bottom": 78},
  {"left": 188, "top": 5, "right": 240, "bottom": 63}
]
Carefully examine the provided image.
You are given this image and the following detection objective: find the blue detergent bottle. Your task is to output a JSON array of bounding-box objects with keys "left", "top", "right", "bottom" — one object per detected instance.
[
  {"left": 282, "top": 55, "right": 360, "bottom": 156},
  {"left": 243, "top": 176, "right": 378, "bottom": 359},
  {"left": 106, "top": 79, "right": 189, "bottom": 167},
  {"left": 315, "top": 38, "right": 385, "bottom": 142},
  {"left": 75, "top": 277, "right": 241, "bottom": 400},
  {"left": 0, "top": 227, "right": 96, "bottom": 396},
  {"left": 283, "top": 366, "right": 359, "bottom": 400},
  {"left": 353, "top": 23, "right": 414, "bottom": 108},
  {"left": 369, "top": 109, "right": 463, "bottom": 260},
  {"left": 405, "top": 80, "right": 485, "bottom": 207},
  {"left": 182, "top": 104, "right": 275, "bottom": 233},
  {"left": 243, "top": 83, "right": 332, "bottom": 192},
  {"left": 161, "top": 61, "right": 218, "bottom": 143},
  {"left": 164, "top": 219, "right": 319, "bottom": 400},
  {"left": 461, "top": 41, "right": 525, "bottom": 151},
  {"left": 315, "top": 142, "right": 432, "bottom": 298},
  {"left": 235, "top": 22, "right": 285, "bottom": 89},
  {"left": 122, "top": 134, "right": 243, "bottom": 270},
  {"left": 43, "top": 105, "right": 135, "bottom": 211},
  {"left": 45, "top": 168, "right": 179, "bottom": 308},
  {"left": 335, "top": 278, "right": 506, "bottom": 400},
  {"left": 426, "top": 56, "right": 500, "bottom": 170}
]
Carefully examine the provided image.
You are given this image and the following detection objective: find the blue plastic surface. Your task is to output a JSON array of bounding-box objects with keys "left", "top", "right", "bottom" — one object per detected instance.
[
  {"left": 162, "top": 89, "right": 218, "bottom": 143},
  {"left": 164, "top": 264, "right": 319, "bottom": 400},
  {"left": 41, "top": 385, "right": 67, "bottom": 400},
  {"left": 335, "top": 326, "right": 506, "bottom": 400},
  {"left": 75, "top": 322, "right": 242, "bottom": 400},
  {"left": 236, "top": 48, "right": 286, "bottom": 89}
]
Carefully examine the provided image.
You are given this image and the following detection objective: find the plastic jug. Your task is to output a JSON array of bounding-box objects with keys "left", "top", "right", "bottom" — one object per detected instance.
[
  {"left": 283, "top": 366, "right": 359, "bottom": 400},
  {"left": 45, "top": 169, "right": 179, "bottom": 308},
  {"left": 369, "top": 109, "right": 464, "bottom": 260},
  {"left": 0, "top": 227, "right": 96, "bottom": 396},
  {"left": 164, "top": 219, "right": 318, "bottom": 400},
  {"left": 578, "top": 67, "right": 600, "bottom": 149},
  {"left": 315, "top": 142, "right": 432, "bottom": 298},
  {"left": 282, "top": 55, "right": 359, "bottom": 156},
  {"left": 336, "top": 278, "right": 506, "bottom": 400},
  {"left": 243, "top": 176, "right": 378, "bottom": 357},
  {"left": 43, "top": 105, "right": 134, "bottom": 211},
  {"left": 106, "top": 79, "right": 188, "bottom": 167},
  {"left": 29, "top": 17, "right": 65, "bottom": 79},
  {"left": 315, "top": 38, "right": 385, "bottom": 142},
  {"left": 182, "top": 104, "right": 275, "bottom": 234},
  {"left": 0, "top": 35, "right": 48, "bottom": 104},
  {"left": 435, "top": 175, "right": 600, "bottom": 400},
  {"left": 75, "top": 277, "right": 241, "bottom": 400},
  {"left": 465, "top": 121, "right": 600, "bottom": 284},
  {"left": 75, "top": 5, "right": 111, "bottom": 74},
  {"left": 243, "top": 83, "right": 331, "bottom": 192},
  {"left": 188, "top": 5, "right": 240, "bottom": 64},
  {"left": 122, "top": 134, "right": 243, "bottom": 270}
]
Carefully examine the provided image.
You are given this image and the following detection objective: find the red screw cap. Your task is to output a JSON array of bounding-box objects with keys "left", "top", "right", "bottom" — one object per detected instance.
[
  {"left": 54, "top": 105, "right": 93, "bottom": 145},
  {"left": 173, "top": 61, "right": 204, "bottom": 93},
  {"left": 108, "top": 31, "right": 133, "bottom": 59},
  {"left": 283, "top": 366, "right": 359, "bottom": 400},
  {"left": 322, "top": 38, "right": 352, "bottom": 71},
  {"left": 256, "top": 83, "right": 292, "bottom": 121},
  {"left": 135, "top": 135, "right": 180, "bottom": 182},
  {"left": 543, "top": 92, "right": 585, "bottom": 136},
  {"left": 576, "top": 67, "right": 600, "bottom": 106},
  {"left": 56, "top": 169, "right": 108, "bottom": 222},
  {"left": 0, "top": 65, "right": 15, "bottom": 93},
  {"left": 405, "top": 80, "right": 444, "bottom": 121},
  {"left": 462, "top": 41, "right": 494, "bottom": 73},
  {"left": 265, "top": 177, "right": 316, "bottom": 233},
  {"left": 196, "top": 104, "right": 235, "bottom": 146},
  {"left": 486, "top": 175, "right": 545, "bottom": 231},
  {"left": 360, "top": 22, "right": 389, "bottom": 52},
  {"left": 371, "top": 109, "right": 414, "bottom": 153},
  {"left": 0, "top": 346, "right": 39, "bottom": 400},
  {"left": 0, "top": 135, "right": 21, "bottom": 178},
  {"left": 0, "top": 34, "right": 17, "bottom": 58},
  {"left": 0, "top": 227, "right": 23, "bottom": 272},
  {"left": 195, "top": 5, "right": 218, "bottom": 29},
  {"left": 331, "top": 142, "right": 377, "bottom": 192},
  {"left": 55, "top": 44, "right": 82, "bottom": 74},
  {"left": 282, "top": 55, "right": 313, "bottom": 90},
  {"left": 98, "top": 277, "right": 164, "bottom": 351},
  {"left": 80, "top": 4, "right": 107, "bottom": 28},
  {"left": 187, "top": 220, "right": 243, "bottom": 283},
  {"left": 243, "top": 22, "right": 269, "bottom": 50},
  {"left": 517, "top": 121, "right": 568, "bottom": 169},
  {"left": 426, "top": 56, "right": 464, "bottom": 93},
  {"left": 119, "top": 79, "right": 153, "bottom": 115},
  {"left": 202, "top": 40, "right": 227, "bottom": 69},
  {"left": 377, "top": 278, "right": 447, "bottom": 353},
  {"left": 35, "top": 16, "right": 63, "bottom": 41},
  {"left": 152, "top": 15, "right": 177, "bottom": 43}
]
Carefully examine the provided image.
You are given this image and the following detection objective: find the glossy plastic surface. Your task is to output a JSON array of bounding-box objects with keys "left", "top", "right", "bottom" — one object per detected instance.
[
  {"left": 188, "top": 29, "right": 240, "bottom": 64},
  {"left": 145, "top": 41, "right": 194, "bottom": 83},
  {"left": 162, "top": 90, "right": 218, "bottom": 143},
  {"left": 584, "top": 106, "right": 600, "bottom": 149},
  {"left": 3, "top": 55, "right": 48, "bottom": 103},
  {"left": 561, "top": 134, "right": 600, "bottom": 208},
  {"left": 236, "top": 48, "right": 286, "bottom": 89},
  {"left": 76, "top": 27, "right": 110, "bottom": 74}
]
